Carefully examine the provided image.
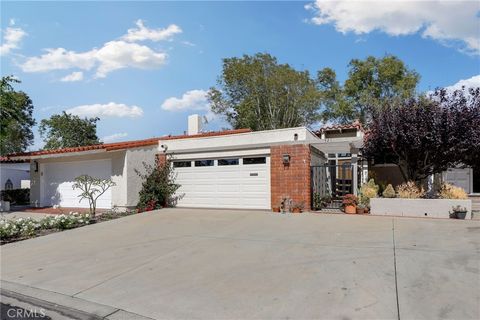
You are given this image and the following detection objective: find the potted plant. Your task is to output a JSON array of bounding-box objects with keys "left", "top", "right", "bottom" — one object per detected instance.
[
  {"left": 451, "top": 205, "right": 468, "bottom": 219},
  {"left": 291, "top": 201, "right": 305, "bottom": 214},
  {"left": 342, "top": 194, "right": 358, "bottom": 214},
  {"left": 356, "top": 203, "right": 366, "bottom": 214}
]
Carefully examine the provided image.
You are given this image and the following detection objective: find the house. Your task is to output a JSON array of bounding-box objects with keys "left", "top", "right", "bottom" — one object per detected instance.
[
  {"left": 0, "top": 158, "right": 30, "bottom": 191},
  {"left": 6, "top": 115, "right": 368, "bottom": 211}
]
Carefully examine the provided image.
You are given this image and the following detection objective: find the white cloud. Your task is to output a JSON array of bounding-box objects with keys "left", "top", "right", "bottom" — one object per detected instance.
[
  {"left": 66, "top": 102, "right": 144, "bottom": 118},
  {"left": 161, "top": 89, "right": 210, "bottom": 111},
  {"left": 306, "top": 0, "right": 480, "bottom": 55},
  {"left": 0, "top": 26, "right": 27, "bottom": 55},
  {"left": 20, "top": 20, "right": 179, "bottom": 78},
  {"left": 101, "top": 132, "right": 128, "bottom": 143},
  {"left": 60, "top": 71, "right": 84, "bottom": 82},
  {"left": 444, "top": 75, "right": 480, "bottom": 91},
  {"left": 122, "top": 20, "right": 182, "bottom": 42},
  {"left": 21, "top": 41, "right": 168, "bottom": 78}
]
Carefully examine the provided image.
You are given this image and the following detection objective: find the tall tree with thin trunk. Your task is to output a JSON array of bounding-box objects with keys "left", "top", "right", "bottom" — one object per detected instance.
[
  {"left": 39, "top": 111, "right": 100, "bottom": 150},
  {"left": 208, "top": 53, "right": 322, "bottom": 130},
  {"left": 0, "top": 76, "right": 36, "bottom": 155},
  {"left": 318, "top": 55, "right": 420, "bottom": 124}
]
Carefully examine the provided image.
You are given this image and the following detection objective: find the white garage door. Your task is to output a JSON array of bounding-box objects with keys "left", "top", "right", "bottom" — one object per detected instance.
[
  {"left": 173, "top": 156, "right": 270, "bottom": 209},
  {"left": 41, "top": 159, "right": 112, "bottom": 208}
]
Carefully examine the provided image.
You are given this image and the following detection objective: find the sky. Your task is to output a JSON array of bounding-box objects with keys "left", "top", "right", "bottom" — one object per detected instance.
[{"left": 1, "top": 0, "right": 479, "bottom": 151}]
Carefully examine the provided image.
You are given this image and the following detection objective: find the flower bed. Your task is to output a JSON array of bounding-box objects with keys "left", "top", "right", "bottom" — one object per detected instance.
[{"left": 0, "top": 210, "right": 137, "bottom": 245}]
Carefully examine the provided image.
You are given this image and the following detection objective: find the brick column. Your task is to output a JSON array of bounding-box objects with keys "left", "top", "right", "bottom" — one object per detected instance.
[
  {"left": 156, "top": 153, "right": 167, "bottom": 166},
  {"left": 270, "top": 144, "right": 311, "bottom": 210}
]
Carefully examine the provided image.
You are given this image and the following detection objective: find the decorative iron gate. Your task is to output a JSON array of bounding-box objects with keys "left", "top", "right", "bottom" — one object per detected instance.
[{"left": 311, "top": 163, "right": 357, "bottom": 209}]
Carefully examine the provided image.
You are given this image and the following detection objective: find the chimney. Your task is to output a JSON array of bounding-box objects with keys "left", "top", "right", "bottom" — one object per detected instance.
[{"left": 188, "top": 114, "right": 202, "bottom": 135}]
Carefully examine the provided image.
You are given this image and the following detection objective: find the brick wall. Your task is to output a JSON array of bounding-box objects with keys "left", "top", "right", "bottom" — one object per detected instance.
[
  {"left": 156, "top": 153, "right": 167, "bottom": 166},
  {"left": 271, "top": 144, "right": 311, "bottom": 210}
]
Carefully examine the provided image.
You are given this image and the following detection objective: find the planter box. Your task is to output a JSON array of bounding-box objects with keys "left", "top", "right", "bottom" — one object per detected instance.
[{"left": 370, "top": 198, "right": 472, "bottom": 219}]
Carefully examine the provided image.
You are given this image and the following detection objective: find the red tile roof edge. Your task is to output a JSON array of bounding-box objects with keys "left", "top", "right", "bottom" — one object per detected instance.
[
  {"left": 315, "top": 121, "right": 363, "bottom": 134},
  {"left": 0, "top": 157, "right": 30, "bottom": 163},
  {"left": 7, "top": 128, "right": 252, "bottom": 158}
]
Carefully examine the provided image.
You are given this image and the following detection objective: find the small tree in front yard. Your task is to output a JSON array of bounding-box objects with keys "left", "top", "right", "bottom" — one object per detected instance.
[
  {"left": 363, "top": 88, "right": 479, "bottom": 183},
  {"left": 135, "top": 156, "right": 181, "bottom": 212},
  {"left": 72, "top": 175, "right": 116, "bottom": 219}
]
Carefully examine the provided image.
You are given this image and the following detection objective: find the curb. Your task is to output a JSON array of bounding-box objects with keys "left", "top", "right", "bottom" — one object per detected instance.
[{"left": 0, "top": 280, "right": 154, "bottom": 320}]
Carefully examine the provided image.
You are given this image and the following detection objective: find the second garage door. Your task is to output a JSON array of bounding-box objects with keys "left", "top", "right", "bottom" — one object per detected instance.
[
  {"left": 173, "top": 156, "right": 270, "bottom": 209},
  {"left": 41, "top": 159, "right": 112, "bottom": 208}
]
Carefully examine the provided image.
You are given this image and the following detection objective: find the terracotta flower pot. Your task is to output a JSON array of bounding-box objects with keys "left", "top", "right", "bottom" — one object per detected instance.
[
  {"left": 292, "top": 208, "right": 302, "bottom": 214},
  {"left": 344, "top": 205, "right": 356, "bottom": 214},
  {"left": 356, "top": 207, "right": 365, "bottom": 215},
  {"left": 272, "top": 207, "right": 281, "bottom": 213}
]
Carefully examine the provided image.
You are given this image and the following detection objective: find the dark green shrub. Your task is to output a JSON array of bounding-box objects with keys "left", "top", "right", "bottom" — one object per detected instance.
[
  {"left": 0, "top": 189, "right": 30, "bottom": 204},
  {"left": 136, "top": 157, "right": 181, "bottom": 212}
]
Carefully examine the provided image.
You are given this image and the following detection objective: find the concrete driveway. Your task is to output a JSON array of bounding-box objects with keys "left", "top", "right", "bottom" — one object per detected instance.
[{"left": 1, "top": 209, "right": 479, "bottom": 319}]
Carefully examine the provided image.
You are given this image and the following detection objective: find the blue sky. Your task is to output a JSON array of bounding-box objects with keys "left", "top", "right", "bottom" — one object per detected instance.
[{"left": 1, "top": 1, "right": 479, "bottom": 150}]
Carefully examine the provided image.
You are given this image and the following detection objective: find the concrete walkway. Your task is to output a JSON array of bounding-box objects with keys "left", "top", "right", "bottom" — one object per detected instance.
[{"left": 1, "top": 209, "right": 479, "bottom": 319}]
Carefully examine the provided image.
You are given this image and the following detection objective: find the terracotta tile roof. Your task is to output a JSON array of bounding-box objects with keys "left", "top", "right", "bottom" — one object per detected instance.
[
  {"left": 7, "top": 128, "right": 252, "bottom": 158},
  {"left": 316, "top": 120, "right": 363, "bottom": 134},
  {"left": 0, "top": 157, "right": 30, "bottom": 163}
]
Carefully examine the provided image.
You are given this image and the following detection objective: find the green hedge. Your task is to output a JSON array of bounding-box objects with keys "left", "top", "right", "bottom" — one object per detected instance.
[{"left": 1, "top": 189, "right": 30, "bottom": 205}]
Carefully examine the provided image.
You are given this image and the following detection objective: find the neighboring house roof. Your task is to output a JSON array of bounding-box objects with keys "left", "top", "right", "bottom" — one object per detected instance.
[
  {"left": 316, "top": 120, "right": 363, "bottom": 134},
  {"left": 0, "top": 157, "right": 30, "bottom": 163},
  {"left": 5, "top": 129, "right": 252, "bottom": 159}
]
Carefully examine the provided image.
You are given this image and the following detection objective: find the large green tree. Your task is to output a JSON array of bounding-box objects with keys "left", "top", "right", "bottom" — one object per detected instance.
[
  {"left": 0, "top": 76, "right": 36, "bottom": 155},
  {"left": 208, "top": 53, "right": 322, "bottom": 130},
  {"left": 318, "top": 55, "right": 420, "bottom": 124},
  {"left": 39, "top": 112, "right": 100, "bottom": 150}
]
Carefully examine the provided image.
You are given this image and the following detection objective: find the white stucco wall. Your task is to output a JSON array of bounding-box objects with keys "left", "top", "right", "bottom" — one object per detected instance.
[
  {"left": 159, "top": 127, "right": 321, "bottom": 154},
  {"left": 0, "top": 163, "right": 30, "bottom": 190},
  {"left": 125, "top": 146, "right": 158, "bottom": 207}
]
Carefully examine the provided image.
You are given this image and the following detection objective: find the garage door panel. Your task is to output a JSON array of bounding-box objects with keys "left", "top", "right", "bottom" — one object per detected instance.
[
  {"left": 175, "top": 156, "right": 270, "bottom": 209},
  {"left": 42, "top": 160, "right": 112, "bottom": 209}
]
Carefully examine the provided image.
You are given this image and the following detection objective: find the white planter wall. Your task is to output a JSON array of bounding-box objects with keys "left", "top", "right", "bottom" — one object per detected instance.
[{"left": 370, "top": 198, "right": 472, "bottom": 219}]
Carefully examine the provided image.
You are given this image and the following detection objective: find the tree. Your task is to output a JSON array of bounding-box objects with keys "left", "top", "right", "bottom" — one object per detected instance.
[
  {"left": 318, "top": 55, "right": 420, "bottom": 124},
  {"left": 72, "top": 175, "right": 116, "bottom": 219},
  {"left": 135, "top": 156, "right": 181, "bottom": 211},
  {"left": 0, "top": 76, "right": 36, "bottom": 155},
  {"left": 363, "top": 88, "right": 480, "bottom": 182},
  {"left": 208, "top": 53, "right": 322, "bottom": 130},
  {"left": 39, "top": 112, "right": 100, "bottom": 150}
]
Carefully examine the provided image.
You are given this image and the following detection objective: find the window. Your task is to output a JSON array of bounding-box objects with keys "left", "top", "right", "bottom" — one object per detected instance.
[
  {"left": 328, "top": 153, "right": 336, "bottom": 158},
  {"left": 173, "top": 161, "right": 191, "bottom": 168},
  {"left": 5, "top": 179, "right": 13, "bottom": 190},
  {"left": 243, "top": 157, "right": 266, "bottom": 165},
  {"left": 218, "top": 158, "right": 239, "bottom": 166},
  {"left": 195, "top": 160, "right": 214, "bottom": 167},
  {"left": 337, "top": 153, "right": 351, "bottom": 158}
]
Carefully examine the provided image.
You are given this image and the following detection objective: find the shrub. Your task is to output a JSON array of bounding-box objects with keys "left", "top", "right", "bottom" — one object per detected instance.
[
  {"left": 342, "top": 194, "right": 358, "bottom": 206},
  {"left": 396, "top": 181, "right": 425, "bottom": 199},
  {"left": 136, "top": 157, "right": 181, "bottom": 211},
  {"left": 438, "top": 183, "right": 468, "bottom": 199},
  {"left": 72, "top": 175, "right": 115, "bottom": 218},
  {"left": 0, "top": 212, "right": 91, "bottom": 241},
  {"left": 382, "top": 184, "right": 396, "bottom": 198},
  {"left": 359, "top": 179, "right": 378, "bottom": 205},
  {"left": 0, "top": 189, "right": 30, "bottom": 205},
  {"left": 312, "top": 193, "right": 331, "bottom": 210}
]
